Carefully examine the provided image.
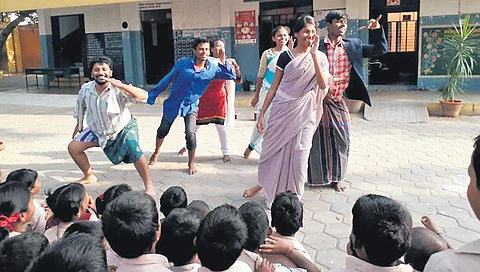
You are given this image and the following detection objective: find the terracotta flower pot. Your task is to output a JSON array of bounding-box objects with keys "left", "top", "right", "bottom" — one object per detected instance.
[
  {"left": 346, "top": 99, "right": 364, "bottom": 113},
  {"left": 439, "top": 100, "right": 463, "bottom": 117}
]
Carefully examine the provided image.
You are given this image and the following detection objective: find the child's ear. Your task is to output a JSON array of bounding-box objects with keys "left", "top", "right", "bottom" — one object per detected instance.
[
  {"left": 268, "top": 226, "right": 274, "bottom": 236},
  {"left": 193, "top": 237, "right": 197, "bottom": 246},
  {"left": 19, "top": 211, "right": 28, "bottom": 222}
]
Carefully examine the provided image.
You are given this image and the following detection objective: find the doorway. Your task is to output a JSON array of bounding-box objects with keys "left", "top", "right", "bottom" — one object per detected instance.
[
  {"left": 51, "top": 14, "right": 85, "bottom": 69},
  {"left": 141, "top": 9, "right": 174, "bottom": 84},
  {"left": 259, "top": 0, "right": 313, "bottom": 57},
  {"left": 369, "top": 0, "right": 420, "bottom": 85}
]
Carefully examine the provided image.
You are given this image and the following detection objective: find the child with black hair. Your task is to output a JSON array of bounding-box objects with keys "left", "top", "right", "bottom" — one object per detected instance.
[
  {"left": 156, "top": 208, "right": 202, "bottom": 271},
  {"left": 160, "top": 186, "right": 188, "bottom": 218},
  {"left": 196, "top": 204, "right": 251, "bottom": 272},
  {"left": 95, "top": 183, "right": 132, "bottom": 217},
  {"left": 44, "top": 183, "right": 97, "bottom": 243},
  {"left": 0, "top": 182, "right": 35, "bottom": 241},
  {"left": 238, "top": 201, "right": 318, "bottom": 272},
  {"left": 5, "top": 168, "right": 46, "bottom": 233},
  {"left": 64, "top": 221, "right": 105, "bottom": 244},
  {"left": 102, "top": 191, "right": 171, "bottom": 271},
  {"left": 26, "top": 232, "right": 108, "bottom": 272},
  {"left": 263, "top": 192, "right": 312, "bottom": 267},
  {"left": 0, "top": 232, "right": 49, "bottom": 272},
  {"left": 187, "top": 200, "right": 210, "bottom": 219}
]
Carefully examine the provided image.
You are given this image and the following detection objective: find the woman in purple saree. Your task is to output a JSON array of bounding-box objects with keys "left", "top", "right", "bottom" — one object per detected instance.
[{"left": 243, "top": 16, "right": 331, "bottom": 207}]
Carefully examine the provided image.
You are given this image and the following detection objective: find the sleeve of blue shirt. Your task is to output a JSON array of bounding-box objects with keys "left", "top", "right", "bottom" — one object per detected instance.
[
  {"left": 213, "top": 61, "right": 237, "bottom": 80},
  {"left": 147, "top": 61, "right": 181, "bottom": 105}
]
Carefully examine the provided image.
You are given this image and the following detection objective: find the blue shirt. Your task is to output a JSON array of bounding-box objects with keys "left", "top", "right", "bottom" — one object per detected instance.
[{"left": 147, "top": 57, "right": 237, "bottom": 122}]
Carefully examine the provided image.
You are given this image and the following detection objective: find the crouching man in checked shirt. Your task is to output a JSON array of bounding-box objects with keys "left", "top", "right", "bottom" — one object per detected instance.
[{"left": 68, "top": 56, "right": 155, "bottom": 196}]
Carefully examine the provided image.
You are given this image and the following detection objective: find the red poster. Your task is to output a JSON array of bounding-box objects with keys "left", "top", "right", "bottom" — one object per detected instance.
[{"left": 235, "top": 10, "right": 256, "bottom": 44}]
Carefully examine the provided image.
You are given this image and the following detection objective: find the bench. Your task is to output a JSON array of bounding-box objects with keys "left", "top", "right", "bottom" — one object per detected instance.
[{"left": 25, "top": 67, "right": 81, "bottom": 90}]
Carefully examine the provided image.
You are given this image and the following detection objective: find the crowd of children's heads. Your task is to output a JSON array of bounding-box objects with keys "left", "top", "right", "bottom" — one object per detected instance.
[{"left": 1, "top": 134, "right": 480, "bottom": 272}]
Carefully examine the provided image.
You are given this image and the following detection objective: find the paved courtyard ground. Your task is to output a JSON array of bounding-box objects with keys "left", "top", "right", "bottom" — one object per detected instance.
[{"left": 1, "top": 92, "right": 480, "bottom": 271}]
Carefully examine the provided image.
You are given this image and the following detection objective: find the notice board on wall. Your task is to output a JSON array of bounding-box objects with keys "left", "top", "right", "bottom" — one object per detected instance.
[
  {"left": 420, "top": 26, "right": 480, "bottom": 76},
  {"left": 86, "top": 32, "right": 125, "bottom": 80},
  {"left": 235, "top": 10, "right": 256, "bottom": 44},
  {"left": 173, "top": 28, "right": 223, "bottom": 61}
]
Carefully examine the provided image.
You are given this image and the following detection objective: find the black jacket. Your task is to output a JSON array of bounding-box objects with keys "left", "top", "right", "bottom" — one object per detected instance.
[{"left": 319, "top": 28, "right": 388, "bottom": 106}]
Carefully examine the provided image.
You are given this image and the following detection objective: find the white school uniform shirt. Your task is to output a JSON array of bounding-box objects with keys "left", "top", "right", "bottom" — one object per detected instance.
[
  {"left": 330, "top": 255, "right": 414, "bottom": 272},
  {"left": 171, "top": 263, "right": 202, "bottom": 272},
  {"left": 22, "top": 200, "right": 46, "bottom": 234},
  {"left": 106, "top": 248, "right": 172, "bottom": 272},
  {"left": 44, "top": 213, "right": 99, "bottom": 243},
  {"left": 261, "top": 232, "right": 312, "bottom": 268},
  {"left": 73, "top": 81, "right": 147, "bottom": 148},
  {"left": 238, "top": 250, "right": 307, "bottom": 272},
  {"left": 424, "top": 239, "right": 480, "bottom": 272}
]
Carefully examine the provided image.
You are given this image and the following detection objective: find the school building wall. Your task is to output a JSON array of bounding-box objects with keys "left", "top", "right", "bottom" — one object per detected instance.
[{"left": 418, "top": 0, "right": 480, "bottom": 90}]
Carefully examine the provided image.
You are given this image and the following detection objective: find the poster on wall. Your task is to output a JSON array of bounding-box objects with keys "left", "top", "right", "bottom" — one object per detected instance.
[
  {"left": 235, "top": 10, "right": 256, "bottom": 44},
  {"left": 85, "top": 32, "right": 125, "bottom": 80},
  {"left": 387, "top": 0, "right": 401, "bottom": 6},
  {"left": 314, "top": 9, "right": 346, "bottom": 38}
]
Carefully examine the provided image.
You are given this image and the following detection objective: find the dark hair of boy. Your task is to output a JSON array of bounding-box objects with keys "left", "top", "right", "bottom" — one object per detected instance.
[
  {"left": 156, "top": 208, "right": 201, "bottom": 266},
  {"left": 102, "top": 191, "right": 159, "bottom": 259},
  {"left": 26, "top": 233, "right": 107, "bottom": 272},
  {"left": 238, "top": 201, "right": 269, "bottom": 251},
  {"left": 404, "top": 227, "right": 448, "bottom": 271},
  {"left": 5, "top": 168, "right": 38, "bottom": 190},
  {"left": 192, "top": 37, "right": 210, "bottom": 50},
  {"left": 160, "top": 186, "right": 188, "bottom": 217},
  {"left": 0, "top": 182, "right": 31, "bottom": 242},
  {"left": 271, "top": 192, "right": 303, "bottom": 236},
  {"left": 45, "top": 183, "right": 85, "bottom": 223},
  {"left": 352, "top": 194, "right": 412, "bottom": 267},
  {"left": 89, "top": 56, "right": 113, "bottom": 71},
  {"left": 186, "top": 200, "right": 210, "bottom": 219},
  {"left": 64, "top": 221, "right": 104, "bottom": 241},
  {"left": 0, "top": 232, "right": 49, "bottom": 272},
  {"left": 95, "top": 183, "right": 132, "bottom": 216},
  {"left": 473, "top": 135, "right": 480, "bottom": 189},
  {"left": 196, "top": 204, "right": 247, "bottom": 271}
]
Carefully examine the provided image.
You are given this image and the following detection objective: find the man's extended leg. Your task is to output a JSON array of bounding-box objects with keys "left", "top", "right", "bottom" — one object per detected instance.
[
  {"left": 149, "top": 116, "right": 172, "bottom": 165},
  {"left": 68, "top": 140, "right": 99, "bottom": 183},
  {"left": 185, "top": 113, "right": 198, "bottom": 175},
  {"left": 134, "top": 155, "right": 155, "bottom": 196}
]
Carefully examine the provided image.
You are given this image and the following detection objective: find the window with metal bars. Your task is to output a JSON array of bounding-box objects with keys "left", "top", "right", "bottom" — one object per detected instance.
[{"left": 387, "top": 11, "right": 417, "bottom": 52}]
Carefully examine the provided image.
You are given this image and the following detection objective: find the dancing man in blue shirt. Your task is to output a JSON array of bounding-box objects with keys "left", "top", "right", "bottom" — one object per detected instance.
[{"left": 147, "top": 38, "right": 240, "bottom": 175}]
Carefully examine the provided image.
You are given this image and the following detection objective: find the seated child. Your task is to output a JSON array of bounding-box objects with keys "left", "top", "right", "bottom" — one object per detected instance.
[
  {"left": 196, "top": 204, "right": 251, "bottom": 272},
  {"left": 156, "top": 208, "right": 202, "bottom": 271},
  {"left": 64, "top": 221, "right": 105, "bottom": 244},
  {"left": 187, "top": 200, "right": 210, "bottom": 219},
  {"left": 102, "top": 191, "right": 171, "bottom": 272},
  {"left": 26, "top": 232, "right": 108, "bottom": 272},
  {"left": 95, "top": 184, "right": 132, "bottom": 217},
  {"left": 44, "top": 183, "right": 97, "bottom": 243},
  {"left": 238, "top": 201, "right": 316, "bottom": 272},
  {"left": 405, "top": 216, "right": 449, "bottom": 272},
  {"left": 262, "top": 192, "right": 312, "bottom": 268},
  {"left": 5, "top": 168, "right": 46, "bottom": 233},
  {"left": 160, "top": 186, "right": 188, "bottom": 219},
  {"left": 0, "top": 232, "right": 49, "bottom": 272},
  {"left": 0, "top": 182, "right": 35, "bottom": 240}
]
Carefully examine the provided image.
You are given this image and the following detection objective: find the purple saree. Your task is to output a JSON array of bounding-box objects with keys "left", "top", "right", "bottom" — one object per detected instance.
[{"left": 258, "top": 51, "right": 330, "bottom": 207}]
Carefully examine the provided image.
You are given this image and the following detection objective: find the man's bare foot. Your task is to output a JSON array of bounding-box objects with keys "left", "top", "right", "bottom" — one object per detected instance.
[
  {"left": 77, "top": 175, "right": 98, "bottom": 185},
  {"left": 148, "top": 153, "right": 159, "bottom": 165},
  {"left": 421, "top": 216, "right": 442, "bottom": 234},
  {"left": 178, "top": 147, "right": 187, "bottom": 156},
  {"left": 0, "top": 141, "right": 5, "bottom": 152},
  {"left": 243, "top": 147, "right": 252, "bottom": 159},
  {"left": 332, "top": 181, "right": 346, "bottom": 192},
  {"left": 188, "top": 163, "right": 198, "bottom": 175},
  {"left": 145, "top": 186, "right": 156, "bottom": 197},
  {"left": 243, "top": 185, "right": 262, "bottom": 198},
  {"left": 223, "top": 155, "right": 231, "bottom": 163}
]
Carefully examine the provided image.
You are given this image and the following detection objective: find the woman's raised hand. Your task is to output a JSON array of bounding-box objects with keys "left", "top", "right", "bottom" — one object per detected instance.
[{"left": 310, "top": 33, "right": 319, "bottom": 54}]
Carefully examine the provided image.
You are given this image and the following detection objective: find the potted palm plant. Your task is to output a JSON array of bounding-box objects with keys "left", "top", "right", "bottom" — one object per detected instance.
[{"left": 439, "top": 14, "right": 478, "bottom": 117}]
